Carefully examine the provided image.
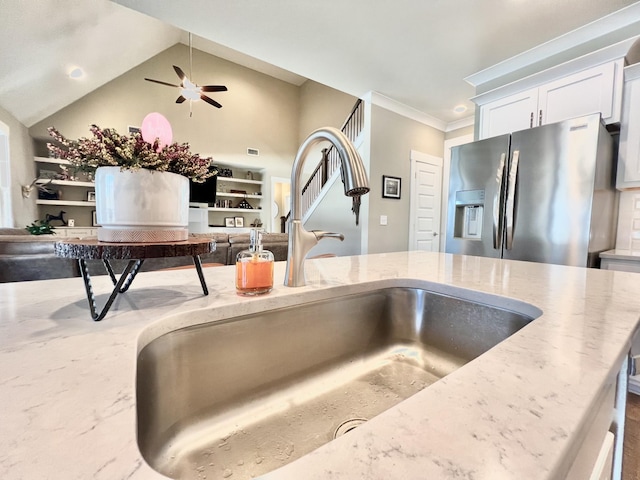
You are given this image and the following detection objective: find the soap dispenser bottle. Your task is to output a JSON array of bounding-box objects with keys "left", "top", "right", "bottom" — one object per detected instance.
[{"left": 236, "top": 228, "right": 274, "bottom": 296}]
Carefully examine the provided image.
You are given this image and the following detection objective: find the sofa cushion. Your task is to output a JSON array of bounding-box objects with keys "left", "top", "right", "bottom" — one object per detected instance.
[
  {"left": 0, "top": 254, "right": 80, "bottom": 283},
  {"left": 0, "top": 236, "right": 59, "bottom": 254}
]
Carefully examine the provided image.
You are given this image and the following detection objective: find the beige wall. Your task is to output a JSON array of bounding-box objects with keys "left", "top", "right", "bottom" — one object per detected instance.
[
  {"left": 298, "top": 81, "right": 357, "bottom": 142},
  {"left": 367, "top": 105, "right": 445, "bottom": 254},
  {"left": 0, "top": 105, "right": 36, "bottom": 228}
]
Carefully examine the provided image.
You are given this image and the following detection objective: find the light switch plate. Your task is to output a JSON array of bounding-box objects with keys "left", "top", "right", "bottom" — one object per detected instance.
[{"left": 380, "top": 215, "right": 388, "bottom": 226}]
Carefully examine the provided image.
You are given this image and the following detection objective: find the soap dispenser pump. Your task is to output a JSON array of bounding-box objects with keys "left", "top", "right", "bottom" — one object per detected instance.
[{"left": 236, "top": 228, "right": 274, "bottom": 296}]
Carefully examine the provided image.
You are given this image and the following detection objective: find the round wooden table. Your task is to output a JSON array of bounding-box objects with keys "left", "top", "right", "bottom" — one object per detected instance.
[{"left": 55, "top": 238, "right": 216, "bottom": 321}]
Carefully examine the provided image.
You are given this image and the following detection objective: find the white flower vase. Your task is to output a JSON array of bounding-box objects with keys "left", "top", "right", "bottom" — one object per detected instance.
[{"left": 95, "top": 167, "right": 189, "bottom": 243}]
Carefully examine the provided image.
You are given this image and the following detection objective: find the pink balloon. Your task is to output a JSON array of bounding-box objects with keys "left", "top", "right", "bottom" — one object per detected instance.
[{"left": 141, "top": 113, "right": 173, "bottom": 150}]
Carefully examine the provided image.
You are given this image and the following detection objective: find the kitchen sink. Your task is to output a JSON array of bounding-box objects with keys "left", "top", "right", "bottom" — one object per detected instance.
[{"left": 136, "top": 286, "right": 539, "bottom": 479}]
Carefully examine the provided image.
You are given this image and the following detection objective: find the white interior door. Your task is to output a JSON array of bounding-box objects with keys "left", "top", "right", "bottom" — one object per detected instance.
[{"left": 409, "top": 151, "right": 443, "bottom": 252}]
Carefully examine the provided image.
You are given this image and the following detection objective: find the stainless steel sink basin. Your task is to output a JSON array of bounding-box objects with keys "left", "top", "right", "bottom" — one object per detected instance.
[{"left": 136, "top": 286, "right": 538, "bottom": 479}]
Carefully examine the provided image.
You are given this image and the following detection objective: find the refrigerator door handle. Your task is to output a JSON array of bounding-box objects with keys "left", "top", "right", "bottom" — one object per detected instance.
[
  {"left": 493, "top": 153, "right": 507, "bottom": 249},
  {"left": 505, "top": 150, "right": 520, "bottom": 250}
]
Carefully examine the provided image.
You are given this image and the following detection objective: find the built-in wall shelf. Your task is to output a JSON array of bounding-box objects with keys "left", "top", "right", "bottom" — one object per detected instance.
[
  {"left": 216, "top": 192, "right": 262, "bottom": 199},
  {"left": 34, "top": 156, "right": 71, "bottom": 165},
  {"left": 218, "top": 177, "right": 262, "bottom": 186},
  {"left": 36, "top": 179, "right": 95, "bottom": 188},
  {"left": 191, "top": 207, "right": 262, "bottom": 214},
  {"left": 36, "top": 200, "right": 96, "bottom": 207}
]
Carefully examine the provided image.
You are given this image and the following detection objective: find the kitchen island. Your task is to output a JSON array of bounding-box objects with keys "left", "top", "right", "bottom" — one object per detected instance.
[{"left": 1, "top": 251, "right": 639, "bottom": 479}]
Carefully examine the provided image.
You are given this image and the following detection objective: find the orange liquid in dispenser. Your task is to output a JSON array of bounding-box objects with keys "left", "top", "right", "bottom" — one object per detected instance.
[{"left": 236, "top": 258, "right": 274, "bottom": 295}]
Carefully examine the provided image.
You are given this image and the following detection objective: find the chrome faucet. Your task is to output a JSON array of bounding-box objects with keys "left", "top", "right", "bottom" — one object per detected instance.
[{"left": 285, "top": 127, "right": 370, "bottom": 287}]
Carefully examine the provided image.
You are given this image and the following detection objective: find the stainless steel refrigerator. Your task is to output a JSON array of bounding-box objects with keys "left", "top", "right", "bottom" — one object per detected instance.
[{"left": 445, "top": 113, "right": 617, "bottom": 267}]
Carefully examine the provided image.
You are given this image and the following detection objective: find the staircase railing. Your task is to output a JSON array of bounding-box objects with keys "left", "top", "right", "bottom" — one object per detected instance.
[{"left": 281, "top": 98, "right": 365, "bottom": 232}]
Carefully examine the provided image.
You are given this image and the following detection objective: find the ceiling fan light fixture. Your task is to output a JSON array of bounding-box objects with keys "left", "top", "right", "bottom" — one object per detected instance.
[
  {"left": 181, "top": 88, "right": 201, "bottom": 101},
  {"left": 143, "top": 33, "right": 227, "bottom": 113}
]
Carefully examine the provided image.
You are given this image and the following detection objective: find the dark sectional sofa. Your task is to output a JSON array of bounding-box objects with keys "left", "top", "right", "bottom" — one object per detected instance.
[{"left": 0, "top": 229, "right": 289, "bottom": 283}]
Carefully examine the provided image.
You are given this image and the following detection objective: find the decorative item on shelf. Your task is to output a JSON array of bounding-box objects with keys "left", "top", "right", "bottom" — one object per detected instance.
[
  {"left": 45, "top": 210, "right": 68, "bottom": 226},
  {"left": 216, "top": 167, "right": 233, "bottom": 177},
  {"left": 87, "top": 191, "right": 96, "bottom": 202},
  {"left": 55, "top": 165, "right": 75, "bottom": 181},
  {"left": 234, "top": 216, "right": 244, "bottom": 227},
  {"left": 22, "top": 177, "right": 53, "bottom": 199},
  {"left": 236, "top": 198, "right": 253, "bottom": 209},
  {"left": 38, "top": 169, "right": 58, "bottom": 179},
  {"left": 25, "top": 219, "right": 55, "bottom": 235},
  {"left": 250, "top": 218, "right": 263, "bottom": 227},
  {"left": 47, "top": 114, "right": 216, "bottom": 243},
  {"left": 246, "top": 171, "right": 254, "bottom": 180},
  {"left": 92, "top": 210, "right": 98, "bottom": 227},
  {"left": 225, "top": 217, "right": 235, "bottom": 228},
  {"left": 68, "top": 219, "right": 75, "bottom": 227},
  {"left": 37, "top": 188, "right": 60, "bottom": 200},
  {"left": 230, "top": 189, "right": 246, "bottom": 194}
]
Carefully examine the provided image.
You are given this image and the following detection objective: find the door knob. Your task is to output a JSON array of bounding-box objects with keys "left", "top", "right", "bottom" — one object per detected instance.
[{"left": 433, "top": 232, "right": 439, "bottom": 237}]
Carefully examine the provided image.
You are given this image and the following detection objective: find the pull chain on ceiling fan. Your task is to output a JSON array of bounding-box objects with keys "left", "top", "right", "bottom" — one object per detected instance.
[{"left": 144, "top": 33, "right": 228, "bottom": 116}]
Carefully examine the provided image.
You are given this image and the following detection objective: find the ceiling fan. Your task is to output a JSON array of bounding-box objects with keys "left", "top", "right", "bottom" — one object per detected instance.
[{"left": 144, "top": 33, "right": 227, "bottom": 116}]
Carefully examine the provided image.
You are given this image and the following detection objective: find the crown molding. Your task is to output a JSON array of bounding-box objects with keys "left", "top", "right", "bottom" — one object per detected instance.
[
  {"left": 465, "top": 2, "right": 640, "bottom": 88},
  {"left": 471, "top": 41, "right": 631, "bottom": 106},
  {"left": 445, "top": 115, "right": 474, "bottom": 132},
  {"left": 363, "top": 91, "right": 447, "bottom": 132}
]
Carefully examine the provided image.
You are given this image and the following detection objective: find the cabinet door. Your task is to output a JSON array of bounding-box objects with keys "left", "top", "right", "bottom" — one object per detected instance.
[
  {"left": 478, "top": 88, "right": 538, "bottom": 139},
  {"left": 538, "top": 61, "right": 620, "bottom": 126},
  {"left": 617, "top": 65, "right": 640, "bottom": 189}
]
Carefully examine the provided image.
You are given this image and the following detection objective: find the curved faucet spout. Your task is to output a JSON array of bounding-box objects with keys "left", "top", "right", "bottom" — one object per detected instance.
[{"left": 285, "top": 127, "right": 369, "bottom": 287}]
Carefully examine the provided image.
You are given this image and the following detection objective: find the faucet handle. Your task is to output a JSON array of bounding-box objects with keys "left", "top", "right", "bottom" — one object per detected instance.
[{"left": 312, "top": 231, "right": 345, "bottom": 242}]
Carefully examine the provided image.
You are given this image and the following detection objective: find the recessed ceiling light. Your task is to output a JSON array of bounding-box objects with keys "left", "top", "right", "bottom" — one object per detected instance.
[
  {"left": 453, "top": 104, "right": 468, "bottom": 114},
  {"left": 68, "top": 67, "right": 84, "bottom": 79}
]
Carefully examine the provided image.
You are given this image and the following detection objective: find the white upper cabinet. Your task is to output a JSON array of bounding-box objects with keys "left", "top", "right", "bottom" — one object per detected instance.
[
  {"left": 616, "top": 63, "right": 640, "bottom": 189},
  {"left": 478, "top": 59, "right": 624, "bottom": 139},
  {"left": 479, "top": 88, "right": 538, "bottom": 139},
  {"left": 538, "top": 62, "right": 620, "bottom": 126}
]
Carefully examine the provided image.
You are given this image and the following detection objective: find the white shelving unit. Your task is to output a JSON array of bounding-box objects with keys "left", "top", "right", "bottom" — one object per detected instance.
[
  {"left": 190, "top": 166, "right": 266, "bottom": 232},
  {"left": 33, "top": 157, "right": 97, "bottom": 228}
]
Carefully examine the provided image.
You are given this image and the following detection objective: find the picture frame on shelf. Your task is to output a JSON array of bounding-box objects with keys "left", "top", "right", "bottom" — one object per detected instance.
[
  {"left": 128, "top": 126, "right": 141, "bottom": 135},
  {"left": 225, "top": 217, "right": 235, "bottom": 228},
  {"left": 234, "top": 216, "right": 244, "bottom": 228},
  {"left": 87, "top": 191, "right": 96, "bottom": 202},
  {"left": 382, "top": 175, "right": 401, "bottom": 199},
  {"left": 92, "top": 210, "right": 98, "bottom": 227}
]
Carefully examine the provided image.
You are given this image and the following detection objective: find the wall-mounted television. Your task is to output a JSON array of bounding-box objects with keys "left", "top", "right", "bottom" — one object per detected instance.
[{"left": 189, "top": 174, "right": 217, "bottom": 206}]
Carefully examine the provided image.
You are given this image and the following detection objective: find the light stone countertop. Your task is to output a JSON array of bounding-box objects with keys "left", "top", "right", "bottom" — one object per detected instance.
[
  {"left": 1, "top": 251, "right": 640, "bottom": 480},
  {"left": 600, "top": 249, "right": 640, "bottom": 261}
]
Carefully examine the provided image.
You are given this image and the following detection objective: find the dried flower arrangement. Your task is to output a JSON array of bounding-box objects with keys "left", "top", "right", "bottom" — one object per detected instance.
[{"left": 47, "top": 125, "right": 216, "bottom": 183}]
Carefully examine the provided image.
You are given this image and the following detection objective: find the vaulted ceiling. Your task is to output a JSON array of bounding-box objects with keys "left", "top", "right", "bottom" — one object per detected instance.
[{"left": 1, "top": 0, "right": 639, "bottom": 129}]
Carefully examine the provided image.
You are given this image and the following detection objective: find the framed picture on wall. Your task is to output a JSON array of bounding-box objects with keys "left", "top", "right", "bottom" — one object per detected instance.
[{"left": 382, "top": 175, "right": 401, "bottom": 199}]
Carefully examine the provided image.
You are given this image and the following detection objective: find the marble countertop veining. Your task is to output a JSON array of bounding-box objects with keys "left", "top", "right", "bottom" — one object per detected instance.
[{"left": 1, "top": 251, "right": 640, "bottom": 480}]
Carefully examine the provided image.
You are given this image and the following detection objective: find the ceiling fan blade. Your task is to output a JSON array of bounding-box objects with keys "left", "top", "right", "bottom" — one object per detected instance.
[
  {"left": 173, "top": 65, "right": 187, "bottom": 82},
  {"left": 176, "top": 95, "right": 187, "bottom": 104},
  {"left": 201, "top": 85, "right": 228, "bottom": 92},
  {"left": 201, "top": 94, "right": 222, "bottom": 108},
  {"left": 145, "top": 78, "right": 180, "bottom": 88}
]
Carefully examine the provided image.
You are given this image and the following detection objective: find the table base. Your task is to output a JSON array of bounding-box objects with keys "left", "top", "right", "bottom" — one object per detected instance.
[{"left": 78, "top": 255, "right": 208, "bottom": 322}]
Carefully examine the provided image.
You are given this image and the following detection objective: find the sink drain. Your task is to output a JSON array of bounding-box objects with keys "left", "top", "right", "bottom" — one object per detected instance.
[{"left": 333, "top": 418, "right": 368, "bottom": 439}]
